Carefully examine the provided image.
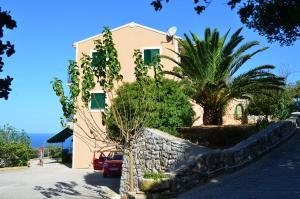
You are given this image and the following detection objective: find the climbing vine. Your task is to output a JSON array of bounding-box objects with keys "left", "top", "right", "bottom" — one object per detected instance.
[{"left": 51, "top": 27, "right": 163, "bottom": 192}]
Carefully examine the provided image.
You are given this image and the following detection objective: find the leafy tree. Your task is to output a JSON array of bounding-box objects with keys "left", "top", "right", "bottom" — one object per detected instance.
[
  {"left": 0, "top": 8, "right": 16, "bottom": 100},
  {"left": 247, "top": 93, "right": 276, "bottom": 119},
  {"left": 163, "top": 28, "right": 285, "bottom": 125},
  {"left": 0, "top": 125, "right": 32, "bottom": 167},
  {"left": 104, "top": 79, "right": 195, "bottom": 137},
  {"left": 150, "top": 0, "right": 300, "bottom": 46},
  {"left": 248, "top": 87, "right": 296, "bottom": 121},
  {"left": 52, "top": 27, "right": 162, "bottom": 192},
  {"left": 295, "top": 80, "right": 300, "bottom": 96}
]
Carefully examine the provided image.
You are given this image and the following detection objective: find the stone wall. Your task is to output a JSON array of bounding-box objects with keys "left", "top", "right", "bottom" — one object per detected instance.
[
  {"left": 120, "top": 119, "right": 297, "bottom": 197},
  {"left": 173, "top": 120, "right": 297, "bottom": 193},
  {"left": 119, "top": 128, "right": 212, "bottom": 195}
]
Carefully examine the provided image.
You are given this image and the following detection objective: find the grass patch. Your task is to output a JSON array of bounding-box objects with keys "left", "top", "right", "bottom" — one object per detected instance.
[{"left": 143, "top": 172, "right": 168, "bottom": 179}]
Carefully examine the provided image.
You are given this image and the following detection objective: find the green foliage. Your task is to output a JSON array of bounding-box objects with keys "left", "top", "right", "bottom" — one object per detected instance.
[
  {"left": 91, "top": 27, "right": 123, "bottom": 91},
  {"left": 133, "top": 49, "right": 151, "bottom": 86},
  {"left": 81, "top": 54, "right": 96, "bottom": 105},
  {"left": 29, "top": 148, "right": 39, "bottom": 159},
  {"left": 104, "top": 79, "right": 195, "bottom": 136},
  {"left": 143, "top": 172, "right": 168, "bottom": 179},
  {"left": 0, "top": 8, "right": 17, "bottom": 100},
  {"left": 52, "top": 27, "right": 164, "bottom": 146},
  {"left": 179, "top": 125, "right": 257, "bottom": 149},
  {"left": 255, "top": 118, "right": 270, "bottom": 131},
  {"left": 51, "top": 60, "right": 80, "bottom": 126},
  {"left": 47, "top": 144, "right": 62, "bottom": 158},
  {"left": 52, "top": 27, "right": 162, "bottom": 192},
  {"left": 151, "top": 0, "right": 300, "bottom": 46},
  {"left": 0, "top": 125, "right": 32, "bottom": 167},
  {"left": 295, "top": 80, "right": 300, "bottom": 97},
  {"left": 248, "top": 87, "right": 296, "bottom": 120},
  {"left": 163, "top": 28, "right": 285, "bottom": 125}
]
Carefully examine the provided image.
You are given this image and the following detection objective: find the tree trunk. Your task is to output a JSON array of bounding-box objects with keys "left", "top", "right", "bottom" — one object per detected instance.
[
  {"left": 203, "top": 107, "right": 223, "bottom": 125},
  {"left": 241, "top": 107, "right": 248, "bottom": 124}
]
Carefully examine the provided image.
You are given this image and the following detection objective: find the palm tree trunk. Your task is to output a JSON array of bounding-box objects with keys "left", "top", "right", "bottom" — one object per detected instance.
[{"left": 203, "top": 107, "right": 223, "bottom": 125}]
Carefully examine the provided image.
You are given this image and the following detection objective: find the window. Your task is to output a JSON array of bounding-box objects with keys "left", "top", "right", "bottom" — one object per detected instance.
[
  {"left": 143, "top": 49, "right": 160, "bottom": 65},
  {"left": 90, "top": 92, "right": 106, "bottom": 111},
  {"left": 91, "top": 51, "right": 103, "bottom": 67}
]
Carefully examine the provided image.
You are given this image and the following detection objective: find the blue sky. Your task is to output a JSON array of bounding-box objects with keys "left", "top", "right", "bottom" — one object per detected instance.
[{"left": 0, "top": 0, "right": 299, "bottom": 134}]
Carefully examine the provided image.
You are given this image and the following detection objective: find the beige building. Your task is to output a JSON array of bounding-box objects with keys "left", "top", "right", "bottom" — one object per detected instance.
[{"left": 70, "top": 22, "right": 246, "bottom": 169}]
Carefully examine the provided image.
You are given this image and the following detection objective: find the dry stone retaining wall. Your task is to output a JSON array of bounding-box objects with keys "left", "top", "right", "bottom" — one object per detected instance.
[
  {"left": 120, "top": 119, "right": 297, "bottom": 197},
  {"left": 119, "top": 128, "right": 211, "bottom": 194}
]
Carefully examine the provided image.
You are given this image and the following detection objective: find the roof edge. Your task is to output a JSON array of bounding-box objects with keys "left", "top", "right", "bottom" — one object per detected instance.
[{"left": 73, "top": 22, "right": 180, "bottom": 47}]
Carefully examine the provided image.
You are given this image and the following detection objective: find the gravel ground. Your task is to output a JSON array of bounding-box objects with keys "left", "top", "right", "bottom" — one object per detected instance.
[{"left": 0, "top": 159, "right": 120, "bottom": 199}]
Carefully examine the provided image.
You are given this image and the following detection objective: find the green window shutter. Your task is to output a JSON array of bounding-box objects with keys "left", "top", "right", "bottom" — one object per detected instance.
[
  {"left": 92, "top": 51, "right": 105, "bottom": 67},
  {"left": 144, "top": 49, "right": 160, "bottom": 65},
  {"left": 90, "top": 93, "right": 106, "bottom": 110},
  {"left": 144, "top": 49, "right": 152, "bottom": 65},
  {"left": 150, "top": 49, "right": 160, "bottom": 63}
]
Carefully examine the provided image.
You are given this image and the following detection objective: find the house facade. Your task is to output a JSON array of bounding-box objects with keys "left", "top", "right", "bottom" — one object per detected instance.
[{"left": 71, "top": 22, "right": 246, "bottom": 169}]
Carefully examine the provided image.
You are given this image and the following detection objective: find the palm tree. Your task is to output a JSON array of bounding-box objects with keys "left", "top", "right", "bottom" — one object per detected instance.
[{"left": 163, "top": 28, "right": 285, "bottom": 125}]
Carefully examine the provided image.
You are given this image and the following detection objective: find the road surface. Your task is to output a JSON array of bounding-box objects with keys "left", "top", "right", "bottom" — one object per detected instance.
[{"left": 178, "top": 128, "right": 300, "bottom": 199}]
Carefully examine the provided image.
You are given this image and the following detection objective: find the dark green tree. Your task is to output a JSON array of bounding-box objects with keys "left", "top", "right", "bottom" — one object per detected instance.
[
  {"left": 151, "top": 0, "right": 300, "bottom": 46},
  {"left": 0, "top": 8, "right": 16, "bottom": 100},
  {"left": 163, "top": 28, "right": 285, "bottom": 125},
  {"left": 248, "top": 87, "right": 296, "bottom": 121},
  {"left": 104, "top": 79, "right": 195, "bottom": 136}
]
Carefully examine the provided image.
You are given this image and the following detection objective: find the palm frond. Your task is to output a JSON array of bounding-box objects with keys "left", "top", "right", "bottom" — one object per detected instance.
[{"left": 162, "top": 27, "right": 284, "bottom": 113}]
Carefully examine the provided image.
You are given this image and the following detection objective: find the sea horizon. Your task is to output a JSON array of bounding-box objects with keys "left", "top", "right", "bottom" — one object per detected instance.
[{"left": 28, "top": 133, "right": 72, "bottom": 149}]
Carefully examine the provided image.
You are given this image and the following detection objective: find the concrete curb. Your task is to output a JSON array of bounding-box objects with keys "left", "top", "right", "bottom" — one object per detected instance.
[{"left": 0, "top": 166, "right": 28, "bottom": 172}]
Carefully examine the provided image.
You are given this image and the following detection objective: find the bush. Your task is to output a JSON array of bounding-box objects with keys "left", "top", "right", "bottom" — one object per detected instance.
[
  {"left": 0, "top": 125, "right": 32, "bottom": 167},
  {"left": 47, "top": 144, "right": 62, "bottom": 158},
  {"left": 104, "top": 79, "right": 195, "bottom": 136},
  {"left": 256, "top": 118, "right": 271, "bottom": 131},
  {"left": 143, "top": 172, "right": 168, "bottom": 179},
  {"left": 248, "top": 88, "right": 296, "bottom": 121},
  {"left": 29, "top": 148, "right": 39, "bottom": 159}
]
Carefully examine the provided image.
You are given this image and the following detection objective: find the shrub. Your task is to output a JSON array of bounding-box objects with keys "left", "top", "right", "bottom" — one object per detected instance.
[
  {"left": 143, "top": 172, "right": 168, "bottom": 179},
  {"left": 29, "top": 148, "right": 39, "bottom": 159},
  {"left": 47, "top": 144, "right": 62, "bottom": 158},
  {"left": 248, "top": 88, "right": 296, "bottom": 121},
  {"left": 256, "top": 118, "right": 270, "bottom": 131},
  {"left": 0, "top": 125, "right": 32, "bottom": 167},
  {"left": 179, "top": 125, "right": 258, "bottom": 149},
  {"left": 104, "top": 79, "right": 195, "bottom": 136}
]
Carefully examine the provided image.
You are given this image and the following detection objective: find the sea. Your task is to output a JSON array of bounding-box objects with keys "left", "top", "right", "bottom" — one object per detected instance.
[{"left": 28, "top": 133, "right": 72, "bottom": 149}]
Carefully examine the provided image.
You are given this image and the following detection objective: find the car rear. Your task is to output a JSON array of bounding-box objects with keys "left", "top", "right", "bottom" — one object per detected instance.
[{"left": 103, "top": 153, "right": 123, "bottom": 177}]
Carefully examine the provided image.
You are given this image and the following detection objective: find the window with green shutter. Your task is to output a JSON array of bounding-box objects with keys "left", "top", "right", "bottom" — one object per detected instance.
[
  {"left": 91, "top": 51, "right": 105, "bottom": 67},
  {"left": 143, "top": 49, "right": 160, "bottom": 65},
  {"left": 90, "top": 93, "right": 106, "bottom": 110}
]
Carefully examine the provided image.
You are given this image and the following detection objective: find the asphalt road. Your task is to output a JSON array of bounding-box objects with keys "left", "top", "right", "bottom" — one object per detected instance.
[{"left": 178, "top": 128, "right": 300, "bottom": 199}]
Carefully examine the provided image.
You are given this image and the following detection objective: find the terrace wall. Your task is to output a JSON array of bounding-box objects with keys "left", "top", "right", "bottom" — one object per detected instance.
[{"left": 120, "top": 119, "right": 297, "bottom": 197}]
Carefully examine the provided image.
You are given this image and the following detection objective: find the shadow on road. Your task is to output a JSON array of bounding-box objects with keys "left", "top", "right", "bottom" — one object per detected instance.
[
  {"left": 34, "top": 181, "right": 113, "bottom": 199},
  {"left": 34, "top": 181, "right": 80, "bottom": 198},
  {"left": 83, "top": 171, "right": 120, "bottom": 193}
]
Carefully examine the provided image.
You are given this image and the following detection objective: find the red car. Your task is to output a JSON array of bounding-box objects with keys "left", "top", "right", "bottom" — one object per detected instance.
[
  {"left": 93, "top": 152, "right": 106, "bottom": 170},
  {"left": 102, "top": 152, "right": 123, "bottom": 177}
]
